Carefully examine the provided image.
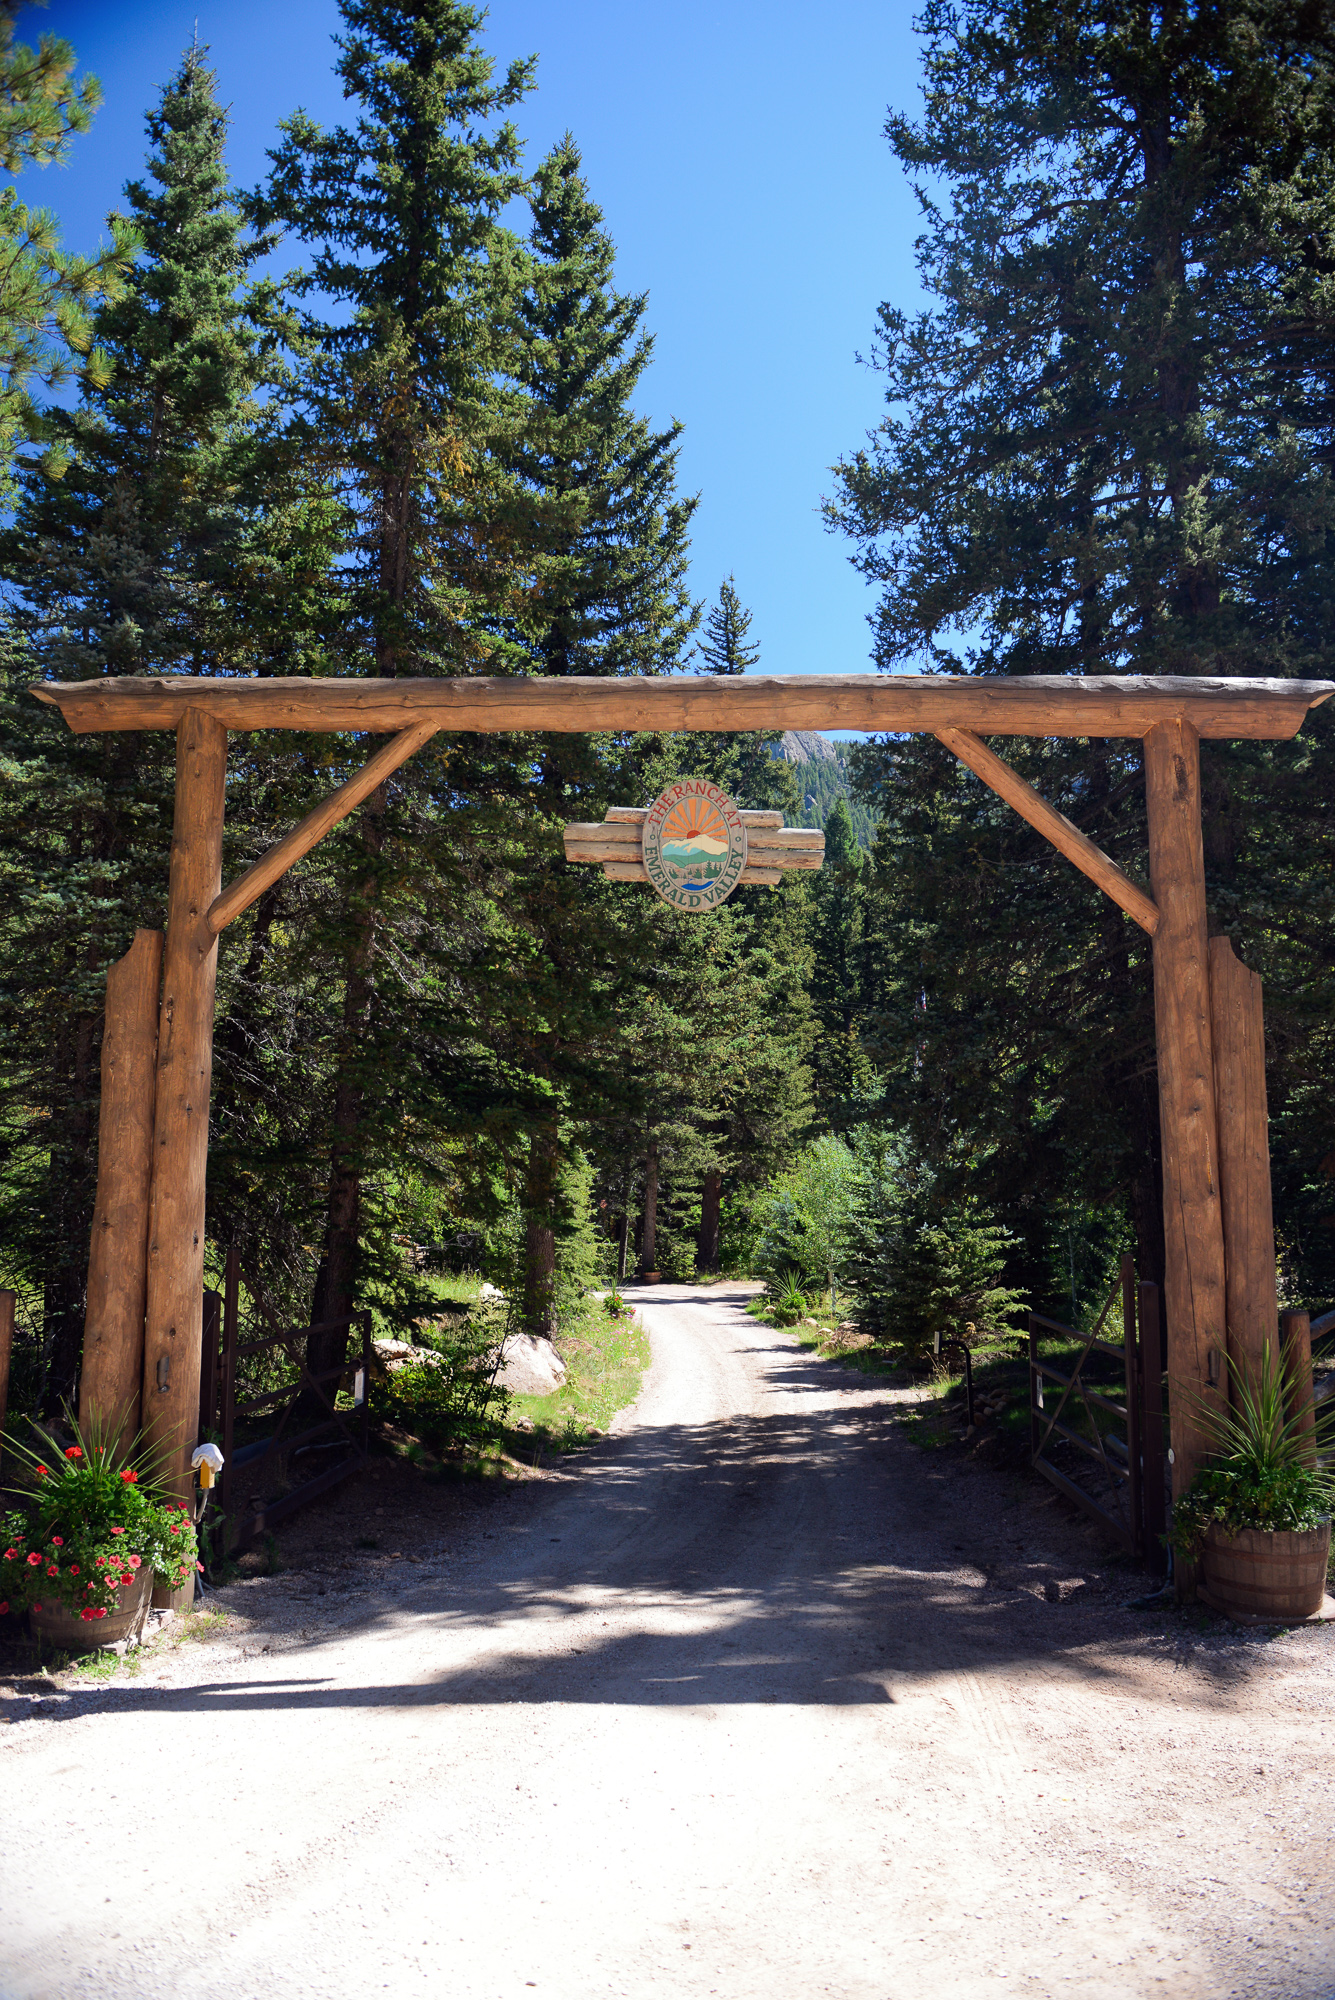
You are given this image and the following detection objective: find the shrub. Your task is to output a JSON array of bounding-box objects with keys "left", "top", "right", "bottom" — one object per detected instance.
[{"left": 370, "top": 1315, "right": 510, "bottom": 1454}]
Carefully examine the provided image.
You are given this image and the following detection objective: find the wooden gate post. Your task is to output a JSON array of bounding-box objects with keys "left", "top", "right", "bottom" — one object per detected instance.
[
  {"left": 79, "top": 929, "right": 163, "bottom": 1448},
  {"left": 1208, "top": 937, "right": 1277, "bottom": 1397},
  {"left": 142, "top": 711, "right": 227, "bottom": 1535},
  {"left": 1143, "top": 720, "right": 1228, "bottom": 1566}
]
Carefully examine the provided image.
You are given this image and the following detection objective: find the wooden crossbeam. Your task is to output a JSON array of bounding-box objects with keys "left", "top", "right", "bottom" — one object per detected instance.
[
  {"left": 30, "top": 672, "right": 1335, "bottom": 740},
  {"left": 935, "top": 726, "right": 1160, "bottom": 934}
]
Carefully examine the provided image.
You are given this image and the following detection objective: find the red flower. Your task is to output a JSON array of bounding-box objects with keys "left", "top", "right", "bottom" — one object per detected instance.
[
  {"left": 32, "top": 1600, "right": 41, "bottom": 1611},
  {"left": 93, "top": 1606, "right": 107, "bottom": 1619},
  {"left": 0, "top": 1601, "right": 7, "bottom": 1616},
  {"left": 119, "top": 1469, "right": 137, "bottom": 1485},
  {"left": 3, "top": 1549, "right": 14, "bottom": 1561},
  {"left": 120, "top": 1574, "right": 133, "bottom": 1588},
  {"left": 25, "top": 1552, "right": 40, "bottom": 1567},
  {"left": 127, "top": 1555, "right": 141, "bottom": 1569},
  {"left": 196, "top": 1561, "right": 204, "bottom": 1572},
  {"left": 170, "top": 1525, "right": 180, "bottom": 1536},
  {"left": 69, "top": 1564, "right": 79, "bottom": 1576},
  {"left": 35, "top": 1465, "right": 49, "bottom": 1478},
  {"left": 80, "top": 1607, "right": 95, "bottom": 1621},
  {"left": 51, "top": 1536, "right": 63, "bottom": 1547},
  {"left": 95, "top": 1556, "right": 106, "bottom": 1567},
  {"left": 109, "top": 1525, "right": 125, "bottom": 1536},
  {"left": 64, "top": 1446, "right": 83, "bottom": 1460},
  {"left": 46, "top": 1564, "right": 58, "bottom": 1577}
]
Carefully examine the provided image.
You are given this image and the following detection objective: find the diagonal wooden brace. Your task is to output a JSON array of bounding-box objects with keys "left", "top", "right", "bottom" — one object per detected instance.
[
  {"left": 205, "top": 721, "right": 438, "bottom": 935},
  {"left": 935, "top": 726, "right": 1159, "bottom": 935}
]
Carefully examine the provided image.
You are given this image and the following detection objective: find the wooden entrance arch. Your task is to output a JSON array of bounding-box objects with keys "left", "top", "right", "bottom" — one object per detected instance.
[{"left": 32, "top": 670, "right": 1335, "bottom": 1594}]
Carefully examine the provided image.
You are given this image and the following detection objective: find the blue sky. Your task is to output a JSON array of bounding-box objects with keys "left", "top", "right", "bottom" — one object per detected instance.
[{"left": 22, "top": 1, "right": 929, "bottom": 687}]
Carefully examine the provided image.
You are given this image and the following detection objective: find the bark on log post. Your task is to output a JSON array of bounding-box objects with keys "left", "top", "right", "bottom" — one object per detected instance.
[
  {"left": 142, "top": 711, "right": 227, "bottom": 1547},
  {"left": 79, "top": 929, "right": 163, "bottom": 1448},
  {"left": 1280, "top": 1310, "right": 1316, "bottom": 1468},
  {"left": 1208, "top": 937, "right": 1277, "bottom": 1400},
  {"left": 1143, "top": 720, "right": 1228, "bottom": 1589}
]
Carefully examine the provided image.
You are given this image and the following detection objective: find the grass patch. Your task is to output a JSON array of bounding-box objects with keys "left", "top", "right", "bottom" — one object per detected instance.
[
  {"left": 68, "top": 1647, "right": 122, "bottom": 1681},
  {"left": 179, "top": 1607, "right": 228, "bottom": 1643},
  {"left": 505, "top": 1293, "right": 651, "bottom": 1450},
  {"left": 747, "top": 1293, "right": 900, "bottom": 1379}
]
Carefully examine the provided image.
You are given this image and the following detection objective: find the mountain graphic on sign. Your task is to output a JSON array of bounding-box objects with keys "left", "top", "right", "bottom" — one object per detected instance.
[
  {"left": 663, "top": 833, "right": 728, "bottom": 862},
  {"left": 660, "top": 796, "right": 730, "bottom": 857}
]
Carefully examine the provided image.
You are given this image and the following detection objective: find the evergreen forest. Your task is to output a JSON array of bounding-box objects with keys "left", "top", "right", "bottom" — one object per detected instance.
[{"left": 2, "top": 0, "right": 1334, "bottom": 1424}]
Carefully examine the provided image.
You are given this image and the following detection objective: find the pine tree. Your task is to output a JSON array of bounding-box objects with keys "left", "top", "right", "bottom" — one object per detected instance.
[
  {"left": 0, "top": 4, "right": 138, "bottom": 499},
  {"left": 828, "top": 0, "right": 1335, "bottom": 1301},
  {"left": 437, "top": 133, "right": 702, "bottom": 1335},
  {"left": 253, "top": 0, "right": 552, "bottom": 1357},
  {"left": 696, "top": 576, "right": 759, "bottom": 676},
  {"left": 808, "top": 797, "right": 873, "bottom": 1130},
  {"left": 0, "top": 48, "right": 287, "bottom": 1401}
]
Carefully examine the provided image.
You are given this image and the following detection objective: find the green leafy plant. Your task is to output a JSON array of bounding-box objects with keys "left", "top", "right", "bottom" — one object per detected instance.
[
  {"left": 766, "top": 1269, "right": 812, "bottom": 1327},
  {"left": 1172, "top": 1344, "right": 1334, "bottom": 1552},
  {"left": 369, "top": 1316, "right": 511, "bottom": 1456},
  {"left": 1, "top": 1411, "right": 199, "bottom": 1623}
]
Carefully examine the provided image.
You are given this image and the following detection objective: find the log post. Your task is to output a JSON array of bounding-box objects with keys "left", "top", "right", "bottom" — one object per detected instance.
[
  {"left": 1280, "top": 1309, "right": 1316, "bottom": 1468},
  {"left": 1208, "top": 937, "right": 1277, "bottom": 1400},
  {"left": 79, "top": 929, "right": 163, "bottom": 1448},
  {"left": 1143, "top": 720, "right": 1228, "bottom": 1585},
  {"left": 142, "top": 711, "right": 227, "bottom": 1548}
]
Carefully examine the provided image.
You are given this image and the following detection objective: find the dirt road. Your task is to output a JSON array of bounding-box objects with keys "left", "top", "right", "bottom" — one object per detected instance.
[{"left": 3, "top": 1283, "right": 1334, "bottom": 1999}]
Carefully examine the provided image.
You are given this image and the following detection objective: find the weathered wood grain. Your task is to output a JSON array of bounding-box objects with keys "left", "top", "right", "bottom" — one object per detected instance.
[
  {"left": 1280, "top": 1310, "right": 1317, "bottom": 1467},
  {"left": 79, "top": 929, "right": 163, "bottom": 1447},
  {"left": 1144, "top": 719, "right": 1228, "bottom": 1553},
  {"left": 30, "top": 672, "right": 1335, "bottom": 740},
  {"left": 936, "top": 726, "right": 1159, "bottom": 934},
  {"left": 142, "top": 710, "right": 227, "bottom": 1542},
  {"left": 1208, "top": 937, "right": 1277, "bottom": 1398}
]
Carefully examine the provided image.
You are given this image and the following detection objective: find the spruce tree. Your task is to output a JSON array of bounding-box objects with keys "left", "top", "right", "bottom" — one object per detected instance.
[
  {"left": 253, "top": 0, "right": 551, "bottom": 1354},
  {"left": 828, "top": 0, "right": 1335, "bottom": 1304},
  {"left": 695, "top": 576, "right": 759, "bottom": 675},
  {"left": 0, "top": 48, "right": 284, "bottom": 1401}
]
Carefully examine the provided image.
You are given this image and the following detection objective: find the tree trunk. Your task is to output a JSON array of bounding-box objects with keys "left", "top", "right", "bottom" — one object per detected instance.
[
  {"left": 308, "top": 798, "right": 384, "bottom": 1388},
  {"left": 523, "top": 1126, "right": 560, "bottom": 1340},
  {"left": 697, "top": 1168, "right": 722, "bottom": 1275},
  {"left": 617, "top": 1211, "right": 630, "bottom": 1283},
  {"left": 640, "top": 1137, "right": 659, "bottom": 1274}
]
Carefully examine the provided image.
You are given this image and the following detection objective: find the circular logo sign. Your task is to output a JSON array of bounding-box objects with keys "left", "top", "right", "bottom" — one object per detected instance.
[{"left": 642, "top": 780, "right": 748, "bottom": 911}]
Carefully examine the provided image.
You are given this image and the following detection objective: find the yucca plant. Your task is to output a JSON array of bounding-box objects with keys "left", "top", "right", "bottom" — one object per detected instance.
[
  {"left": 1172, "top": 1344, "right": 1334, "bottom": 1552},
  {"left": 768, "top": 1270, "right": 811, "bottom": 1327}
]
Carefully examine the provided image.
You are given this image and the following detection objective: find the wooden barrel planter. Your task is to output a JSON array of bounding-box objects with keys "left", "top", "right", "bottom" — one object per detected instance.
[
  {"left": 1200, "top": 1520, "right": 1331, "bottom": 1623},
  {"left": 29, "top": 1567, "right": 154, "bottom": 1653}
]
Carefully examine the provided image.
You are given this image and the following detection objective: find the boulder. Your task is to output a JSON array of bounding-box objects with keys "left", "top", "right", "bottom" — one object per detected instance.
[
  {"left": 371, "top": 1338, "right": 445, "bottom": 1378},
  {"left": 496, "top": 1333, "right": 567, "bottom": 1397}
]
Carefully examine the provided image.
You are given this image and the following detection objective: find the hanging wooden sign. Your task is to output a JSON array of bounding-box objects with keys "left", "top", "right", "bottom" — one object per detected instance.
[{"left": 564, "top": 782, "right": 825, "bottom": 906}]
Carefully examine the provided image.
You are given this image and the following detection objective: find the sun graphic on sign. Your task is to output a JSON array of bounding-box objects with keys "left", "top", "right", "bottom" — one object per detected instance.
[{"left": 661, "top": 795, "right": 730, "bottom": 851}]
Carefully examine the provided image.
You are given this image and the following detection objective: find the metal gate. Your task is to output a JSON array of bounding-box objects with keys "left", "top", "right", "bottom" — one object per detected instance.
[
  {"left": 1028, "top": 1254, "right": 1166, "bottom": 1566},
  {"left": 199, "top": 1246, "right": 371, "bottom": 1554}
]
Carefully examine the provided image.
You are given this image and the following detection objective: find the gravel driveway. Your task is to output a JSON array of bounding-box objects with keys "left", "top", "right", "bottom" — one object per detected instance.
[{"left": 2, "top": 1282, "right": 1333, "bottom": 1999}]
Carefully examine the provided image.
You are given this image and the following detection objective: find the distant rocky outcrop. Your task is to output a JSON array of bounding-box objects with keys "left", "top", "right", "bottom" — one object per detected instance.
[
  {"left": 776, "top": 728, "right": 839, "bottom": 767},
  {"left": 768, "top": 730, "right": 876, "bottom": 849}
]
